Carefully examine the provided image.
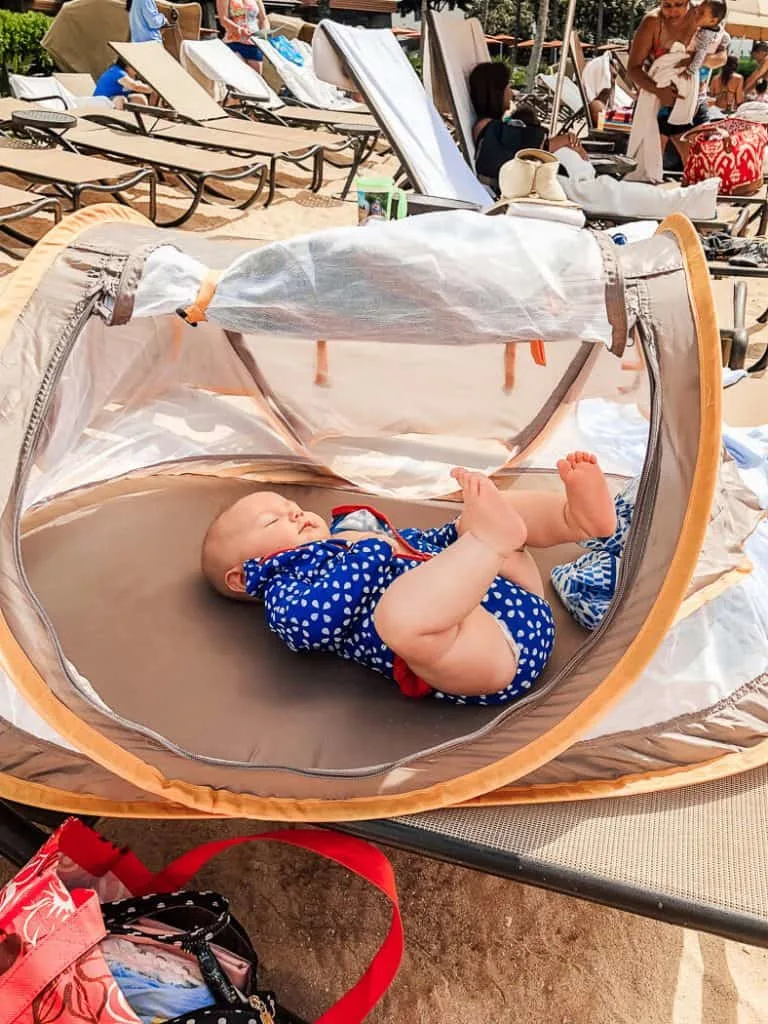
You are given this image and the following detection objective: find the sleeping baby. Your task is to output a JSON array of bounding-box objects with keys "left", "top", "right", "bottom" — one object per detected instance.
[{"left": 201, "top": 454, "right": 619, "bottom": 706}]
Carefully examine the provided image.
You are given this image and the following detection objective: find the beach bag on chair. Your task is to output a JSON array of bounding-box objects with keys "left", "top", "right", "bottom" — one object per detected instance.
[
  {"left": 0, "top": 819, "right": 402, "bottom": 1024},
  {"left": 682, "top": 117, "right": 768, "bottom": 195}
]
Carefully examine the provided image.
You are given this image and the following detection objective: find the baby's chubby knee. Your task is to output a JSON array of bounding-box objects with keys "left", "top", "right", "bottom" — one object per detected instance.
[
  {"left": 372, "top": 591, "right": 416, "bottom": 651},
  {"left": 373, "top": 588, "right": 452, "bottom": 664}
]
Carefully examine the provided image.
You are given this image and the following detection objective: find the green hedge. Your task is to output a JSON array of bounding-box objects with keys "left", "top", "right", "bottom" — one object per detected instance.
[{"left": 0, "top": 10, "right": 54, "bottom": 92}]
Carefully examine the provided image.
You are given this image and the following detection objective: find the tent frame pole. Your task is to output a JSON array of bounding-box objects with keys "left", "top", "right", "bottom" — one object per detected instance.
[{"left": 549, "top": 0, "right": 579, "bottom": 137}]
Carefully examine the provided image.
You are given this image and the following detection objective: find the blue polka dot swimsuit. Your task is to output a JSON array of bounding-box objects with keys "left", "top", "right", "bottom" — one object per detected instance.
[{"left": 243, "top": 505, "right": 556, "bottom": 705}]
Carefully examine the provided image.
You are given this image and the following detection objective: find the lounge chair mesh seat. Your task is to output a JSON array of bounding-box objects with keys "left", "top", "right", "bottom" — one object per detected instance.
[{"left": 0, "top": 200, "right": 767, "bottom": 848}]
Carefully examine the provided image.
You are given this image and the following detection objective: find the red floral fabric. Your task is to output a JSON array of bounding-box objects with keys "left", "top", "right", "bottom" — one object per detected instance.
[{"left": 0, "top": 830, "right": 139, "bottom": 1024}]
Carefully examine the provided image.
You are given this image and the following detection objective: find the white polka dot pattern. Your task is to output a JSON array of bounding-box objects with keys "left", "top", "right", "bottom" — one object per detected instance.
[{"left": 243, "top": 515, "right": 556, "bottom": 705}]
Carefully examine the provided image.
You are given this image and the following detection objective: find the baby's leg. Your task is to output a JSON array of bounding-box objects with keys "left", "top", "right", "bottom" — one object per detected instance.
[
  {"left": 375, "top": 473, "right": 530, "bottom": 696},
  {"left": 455, "top": 452, "right": 617, "bottom": 549},
  {"left": 497, "top": 547, "right": 545, "bottom": 597},
  {"left": 374, "top": 535, "right": 520, "bottom": 696}
]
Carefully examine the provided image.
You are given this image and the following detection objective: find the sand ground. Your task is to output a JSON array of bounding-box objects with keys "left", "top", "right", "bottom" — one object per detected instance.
[{"left": 0, "top": 153, "right": 767, "bottom": 1023}]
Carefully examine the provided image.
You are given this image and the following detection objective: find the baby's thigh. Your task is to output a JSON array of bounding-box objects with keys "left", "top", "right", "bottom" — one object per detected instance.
[
  {"left": 482, "top": 579, "right": 555, "bottom": 671},
  {"left": 404, "top": 605, "right": 519, "bottom": 698}
]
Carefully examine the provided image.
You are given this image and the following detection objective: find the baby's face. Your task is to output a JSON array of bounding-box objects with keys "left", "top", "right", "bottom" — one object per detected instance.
[
  {"left": 202, "top": 491, "right": 331, "bottom": 598},
  {"left": 224, "top": 492, "right": 330, "bottom": 561},
  {"left": 696, "top": 5, "right": 719, "bottom": 26}
]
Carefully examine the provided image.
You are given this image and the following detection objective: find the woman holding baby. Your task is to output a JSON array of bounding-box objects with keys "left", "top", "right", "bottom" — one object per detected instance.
[{"left": 628, "top": 0, "right": 729, "bottom": 164}]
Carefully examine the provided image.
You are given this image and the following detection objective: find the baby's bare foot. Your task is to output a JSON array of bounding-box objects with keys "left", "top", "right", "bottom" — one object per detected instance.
[
  {"left": 557, "top": 451, "right": 617, "bottom": 540},
  {"left": 452, "top": 468, "right": 528, "bottom": 557}
]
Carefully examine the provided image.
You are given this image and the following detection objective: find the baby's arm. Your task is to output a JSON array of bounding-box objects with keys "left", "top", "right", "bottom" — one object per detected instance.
[{"left": 261, "top": 550, "right": 372, "bottom": 651}]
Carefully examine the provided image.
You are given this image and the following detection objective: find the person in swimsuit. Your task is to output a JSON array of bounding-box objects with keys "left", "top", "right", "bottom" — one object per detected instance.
[
  {"left": 216, "top": 0, "right": 270, "bottom": 74},
  {"left": 743, "top": 41, "right": 768, "bottom": 99},
  {"left": 628, "top": 0, "right": 728, "bottom": 162},
  {"left": 709, "top": 55, "right": 745, "bottom": 113},
  {"left": 201, "top": 453, "right": 618, "bottom": 706}
]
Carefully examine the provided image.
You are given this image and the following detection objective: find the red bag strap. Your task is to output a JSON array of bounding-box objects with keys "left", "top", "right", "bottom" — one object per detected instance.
[
  {"left": 141, "top": 829, "right": 402, "bottom": 1024},
  {"left": 0, "top": 890, "right": 105, "bottom": 1021}
]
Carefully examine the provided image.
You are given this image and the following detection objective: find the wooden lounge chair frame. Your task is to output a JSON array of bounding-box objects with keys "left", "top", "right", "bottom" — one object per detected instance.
[
  {"left": 0, "top": 131, "right": 157, "bottom": 224},
  {"left": 108, "top": 41, "right": 365, "bottom": 200},
  {"left": 7, "top": 114, "right": 266, "bottom": 229}
]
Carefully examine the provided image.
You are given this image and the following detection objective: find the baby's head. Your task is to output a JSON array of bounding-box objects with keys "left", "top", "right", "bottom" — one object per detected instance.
[
  {"left": 511, "top": 102, "right": 541, "bottom": 126},
  {"left": 696, "top": 0, "right": 727, "bottom": 28},
  {"left": 757, "top": 78, "right": 768, "bottom": 95},
  {"left": 201, "top": 491, "right": 330, "bottom": 599}
]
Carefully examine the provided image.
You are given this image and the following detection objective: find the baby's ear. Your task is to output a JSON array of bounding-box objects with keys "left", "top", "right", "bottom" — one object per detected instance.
[{"left": 224, "top": 565, "right": 248, "bottom": 595}]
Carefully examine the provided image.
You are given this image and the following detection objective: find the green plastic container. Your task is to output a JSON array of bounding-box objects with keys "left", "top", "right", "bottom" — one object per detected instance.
[{"left": 355, "top": 176, "right": 408, "bottom": 224}]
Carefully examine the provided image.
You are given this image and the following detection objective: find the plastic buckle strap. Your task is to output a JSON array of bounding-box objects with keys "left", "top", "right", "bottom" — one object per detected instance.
[{"left": 177, "top": 268, "right": 222, "bottom": 326}]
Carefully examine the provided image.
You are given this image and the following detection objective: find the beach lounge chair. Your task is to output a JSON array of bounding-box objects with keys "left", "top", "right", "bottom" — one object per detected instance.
[
  {"left": 77, "top": 108, "right": 325, "bottom": 208},
  {"left": 0, "top": 205, "right": 766, "bottom": 948},
  {"left": 107, "top": 41, "right": 361, "bottom": 198},
  {"left": 9, "top": 73, "right": 113, "bottom": 113},
  {"left": 568, "top": 33, "right": 634, "bottom": 138},
  {"left": 313, "top": 18, "right": 726, "bottom": 225},
  {"left": 256, "top": 35, "right": 363, "bottom": 114},
  {"left": 522, "top": 35, "right": 633, "bottom": 139},
  {"left": 0, "top": 107, "right": 156, "bottom": 221},
  {"left": 180, "top": 37, "right": 378, "bottom": 137},
  {"left": 17, "top": 114, "right": 269, "bottom": 227},
  {"left": 0, "top": 185, "right": 61, "bottom": 255}
]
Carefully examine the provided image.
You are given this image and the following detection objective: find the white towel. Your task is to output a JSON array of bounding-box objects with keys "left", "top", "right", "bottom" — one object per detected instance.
[
  {"left": 555, "top": 146, "right": 718, "bottom": 218},
  {"left": 505, "top": 203, "right": 587, "bottom": 229},
  {"left": 582, "top": 53, "right": 612, "bottom": 103},
  {"left": 627, "top": 45, "right": 699, "bottom": 183}
]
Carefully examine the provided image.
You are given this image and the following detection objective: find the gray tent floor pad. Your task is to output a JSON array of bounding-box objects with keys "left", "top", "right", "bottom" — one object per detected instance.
[
  {"left": 344, "top": 762, "right": 768, "bottom": 947},
  {"left": 21, "top": 474, "right": 587, "bottom": 775}
]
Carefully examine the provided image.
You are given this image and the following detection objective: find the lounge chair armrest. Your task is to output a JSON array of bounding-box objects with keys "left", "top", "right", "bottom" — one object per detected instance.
[
  {"left": 406, "top": 194, "right": 483, "bottom": 216},
  {"left": 124, "top": 101, "right": 180, "bottom": 121},
  {"left": 15, "top": 93, "right": 68, "bottom": 112}
]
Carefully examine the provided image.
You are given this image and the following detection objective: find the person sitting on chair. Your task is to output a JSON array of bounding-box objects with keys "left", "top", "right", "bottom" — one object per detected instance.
[{"left": 93, "top": 57, "right": 153, "bottom": 110}]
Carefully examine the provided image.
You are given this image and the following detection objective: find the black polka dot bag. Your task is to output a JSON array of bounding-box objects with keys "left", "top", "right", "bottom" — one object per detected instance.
[
  {"left": 0, "top": 820, "right": 402, "bottom": 1024},
  {"left": 101, "top": 888, "right": 293, "bottom": 1023}
]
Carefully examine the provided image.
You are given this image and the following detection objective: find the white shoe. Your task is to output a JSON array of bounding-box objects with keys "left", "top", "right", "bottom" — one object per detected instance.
[
  {"left": 533, "top": 158, "right": 569, "bottom": 203},
  {"left": 498, "top": 154, "right": 537, "bottom": 200},
  {"left": 511, "top": 148, "right": 570, "bottom": 203}
]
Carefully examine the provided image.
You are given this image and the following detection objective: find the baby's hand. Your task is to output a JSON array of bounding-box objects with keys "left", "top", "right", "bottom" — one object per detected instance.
[{"left": 451, "top": 468, "right": 527, "bottom": 558}]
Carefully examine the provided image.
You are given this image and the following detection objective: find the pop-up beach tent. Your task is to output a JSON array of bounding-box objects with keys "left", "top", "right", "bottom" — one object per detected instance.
[{"left": 1, "top": 205, "right": 767, "bottom": 940}]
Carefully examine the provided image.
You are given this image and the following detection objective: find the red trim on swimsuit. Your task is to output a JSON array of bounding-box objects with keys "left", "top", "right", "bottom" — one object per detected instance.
[
  {"left": 392, "top": 655, "right": 434, "bottom": 699},
  {"left": 332, "top": 504, "right": 437, "bottom": 698},
  {"left": 331, "top": 503, "right": 432, "bottom": 561}
]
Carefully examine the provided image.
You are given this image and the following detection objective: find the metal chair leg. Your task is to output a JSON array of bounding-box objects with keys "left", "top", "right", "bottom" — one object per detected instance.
[{"left": 730, "top": 280, "right": 749, "bottom": 370}]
